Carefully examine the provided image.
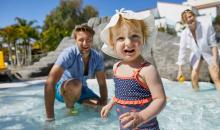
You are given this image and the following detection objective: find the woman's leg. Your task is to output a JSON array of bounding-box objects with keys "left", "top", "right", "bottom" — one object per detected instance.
[
  {"left": 191, "top": 59, "right": 203, "bottom": 91},
  {"left": 208, "top": 63, "right": 220, "bottom": 91}
]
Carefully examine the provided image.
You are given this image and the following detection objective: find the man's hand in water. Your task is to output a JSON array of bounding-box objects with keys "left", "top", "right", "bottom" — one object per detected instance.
[
  {"left": 97, "top": 98, "right": 107, "bottom": 106},
  {"left": 45, "top": 117, "right": 55, "bottom": 122}
]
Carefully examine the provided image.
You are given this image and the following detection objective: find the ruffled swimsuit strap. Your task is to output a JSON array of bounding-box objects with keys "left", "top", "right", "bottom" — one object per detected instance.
[
  {"left": 132, "top": 61, "right": 150, "bottom": 89},
  {"left": 113, "top": 61, "right": 122, "bottom": 76}
]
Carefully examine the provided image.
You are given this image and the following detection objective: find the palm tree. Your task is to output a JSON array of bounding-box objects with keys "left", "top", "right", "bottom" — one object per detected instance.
[
  {"left": 0, "top": 25, "right": 19, "bottom": 66},
  {"left": 15, "top": 17, "right": 40, "bottom": 65}
]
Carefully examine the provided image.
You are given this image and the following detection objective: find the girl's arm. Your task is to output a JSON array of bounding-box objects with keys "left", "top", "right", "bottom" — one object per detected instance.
[
  {"left": 138, "top": 65, "right": 166, "bottom": 122},
  {"left": 100, "top": 100, "right": 115, "bottom": 118},
  {"left": 100, "top": 62, "right": 119, "bottom": 118}
]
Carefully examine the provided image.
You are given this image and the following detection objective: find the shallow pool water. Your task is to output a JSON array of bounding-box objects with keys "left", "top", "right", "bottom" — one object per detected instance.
[{"left": 0, "top": 79, "right": 220, "bottom": 130}]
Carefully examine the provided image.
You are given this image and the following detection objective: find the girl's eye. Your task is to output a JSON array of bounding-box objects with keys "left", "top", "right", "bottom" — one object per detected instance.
[
  {"left": 131, "top": 34, "right": 140, "bottom": 40},
  {"left": 116, "top": 37, "right": 125, "bottom": 42}
]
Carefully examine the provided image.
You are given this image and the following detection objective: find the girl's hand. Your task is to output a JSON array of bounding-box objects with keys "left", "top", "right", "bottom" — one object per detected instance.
[
  {"left": 119, "top": 112, "right": 144, "bottom": 129},
  {"left": 100, "top": 103, "right": 114, "bottom": 118}
]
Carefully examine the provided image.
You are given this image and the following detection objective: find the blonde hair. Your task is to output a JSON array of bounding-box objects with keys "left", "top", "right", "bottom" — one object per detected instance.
[
  {"left": 108, "top": 15, "right": 148, "bottom": 47},
  {"left": 181, "top": 9, "right": 196, "bottom": 24}
]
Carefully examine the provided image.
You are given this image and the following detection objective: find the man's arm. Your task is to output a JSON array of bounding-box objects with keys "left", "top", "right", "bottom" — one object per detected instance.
[
  {"left": 96, "top": 71, "right": 108, "bottom": 105},
  {"left": 44, "top": 65, "right": 64, "bottom": 120}
]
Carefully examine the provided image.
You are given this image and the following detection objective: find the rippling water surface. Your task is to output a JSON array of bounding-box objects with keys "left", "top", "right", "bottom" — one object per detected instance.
[{"left": 0, "top": 79, "right": 220, "bottom": 130}]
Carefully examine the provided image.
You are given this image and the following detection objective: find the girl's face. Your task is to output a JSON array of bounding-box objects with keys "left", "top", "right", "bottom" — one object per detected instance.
[{"left": 111, "top": 22, "right": 144, "bottom": 62}]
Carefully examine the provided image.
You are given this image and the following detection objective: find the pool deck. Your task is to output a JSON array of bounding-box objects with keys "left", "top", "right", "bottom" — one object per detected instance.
[{"left": 0, "top": 79, "right": 46, "bottom": 89}]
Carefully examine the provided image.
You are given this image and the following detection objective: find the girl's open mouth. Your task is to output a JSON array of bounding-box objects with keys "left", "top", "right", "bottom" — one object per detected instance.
[{"left": 124, "top": 49, "right": 135, "bottom": 53}]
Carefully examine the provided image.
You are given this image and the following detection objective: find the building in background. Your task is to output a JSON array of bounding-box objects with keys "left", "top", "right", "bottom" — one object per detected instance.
[{"left": 184, "top": 0, "right": 220, "bottom": 18}]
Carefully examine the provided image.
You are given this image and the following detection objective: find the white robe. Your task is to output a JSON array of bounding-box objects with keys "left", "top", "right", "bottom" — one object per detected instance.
[{"left": 176, "top": 21, "right": 218, "bottom": 69}]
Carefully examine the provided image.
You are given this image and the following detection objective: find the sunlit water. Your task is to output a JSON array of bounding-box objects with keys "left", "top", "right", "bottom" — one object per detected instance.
[{"left": 0, "top": 79, "right": 220, "bottom": 130}]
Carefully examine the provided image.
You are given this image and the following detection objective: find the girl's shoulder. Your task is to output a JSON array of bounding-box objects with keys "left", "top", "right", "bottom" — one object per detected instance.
[
  {"left": 138, "top": 64, "right": 160, "bottom": 85},
  {"left": 113, "top": 61, "right": 121, "bottom": 69},
  {"left": 140, "top": 63, "right": 157, "bottom": 76}
]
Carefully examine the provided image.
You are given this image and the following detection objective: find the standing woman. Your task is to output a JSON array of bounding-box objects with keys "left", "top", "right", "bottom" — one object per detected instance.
[{"left": 176, "top": 9, "right": 220, "bottom": 91}]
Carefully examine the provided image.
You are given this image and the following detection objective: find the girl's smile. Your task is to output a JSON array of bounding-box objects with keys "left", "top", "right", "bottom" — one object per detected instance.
[{"left": 111, "top": 23, "right": 144, "bottom": 61}]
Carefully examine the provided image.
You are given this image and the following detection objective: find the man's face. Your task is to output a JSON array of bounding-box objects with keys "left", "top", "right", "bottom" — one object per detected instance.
[
  {"left": 185, "top": 12, "right": 196, "bottom": 26},
  {"left": 75, "top": 31, "right": 93, "bottom": 56}
]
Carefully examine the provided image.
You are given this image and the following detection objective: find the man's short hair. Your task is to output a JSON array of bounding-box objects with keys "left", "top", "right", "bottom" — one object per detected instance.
[{"left": 72, "top": 24, "right": 95, "bottom": 39}]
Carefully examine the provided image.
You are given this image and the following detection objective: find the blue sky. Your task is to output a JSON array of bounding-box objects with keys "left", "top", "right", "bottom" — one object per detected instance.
[{"left": 0, "top": 0, "right": 185, "bottom": 28}]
